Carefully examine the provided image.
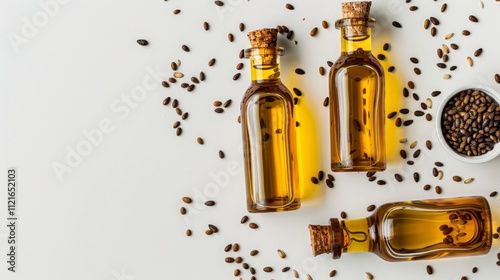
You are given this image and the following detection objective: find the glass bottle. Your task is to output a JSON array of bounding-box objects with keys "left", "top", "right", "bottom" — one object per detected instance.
[
  {"left": 309, "top": 196, "right": 492, "bottom": 262},
  {"left": 329, "top": 1, "right": 386, "bottom": 172},
  {"left": 241, "top": 28, "right": 300, "bottom": 213}
]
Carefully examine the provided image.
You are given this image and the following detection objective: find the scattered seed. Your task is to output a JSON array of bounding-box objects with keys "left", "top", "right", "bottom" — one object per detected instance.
[
  {"left": 323, "top": 97, "right": 329, "bottom": 107},
  {"left": 367, "top": 204, "right": 376, "bottom": 212},
  {"left": 263, "top": 267, "right": 273, "bottom": 273},
  {"left": 426, "top": 265, "right": 433, "bottom": 275},
  {"left": 495, "top": 74, "right": 500, "bottom": 84},
  {"left": 240, "top": 215, "right": 249, "bottom": 224},
  {"left": 182, "top": 197, "right": 192, "bottom": 203},
  {"left": 295, "top": 68, "right": 305, "bottom": 75},
  {"left": 392, "top": 21, "right": 402, "bottom": 28},
  {"left": 464, "top": 178, "right": 475, "bottom": 184},
  {"left": 136, "top": 39, "right": 148, "bottom": 46},
  {"left": 208, "top": 224, "right": 219, "bottom": 233},
  {"left": 414, "top": 172, "right": 420, "bottom": 182},
  {"left": 383, "top": 43, "right": 390, "bottom": 51},
  {"left": 225, "top": 257, "right": 235, "bottom": 263},
  {"left": 310, "top": 27, "right": 318, "bottom": 37},
  {"left": 218, "top": 150, "right": 225, "bottom": 159},
  {"left": 204, "top": 200, "right": 216, "bottom": 206},
  {"left": 377, "top": 54, "right": 386, "bottom": 60},
  {"left": 408, "top": 81, "right": 415, "bottom": 89},
  {"left": 472, "top": 267, "right": 478, "bottom": 273},
  {"left": 453, "top": 176, "right": 462, "bottom": 182},
  {"left": 340, "top": 211, "right": 347, "bottom": 219},
  {"left": 180, "top": 207, "right": 186, "bottom": 215},
  {"left": 203, "top": 22, "right": 210, "bottom": 31},
  {"left": 322, "top": 20, "right": 329, "bottom": 28},
  {"left": 224, "top": 244, "right": 232, "bottom": 252},
  {"left": 424, "top": 19, "right": 430, "bottom": 29},
  {"left": 282, "top": 267, "right": 290, "bottom": 272},
  {"left": 208, "top": 58, "right": 216, "bottom": 66},
  {"left": 250, "top": 250, "right": 259, "bottom": 256},
  {"left": 414, "top": 68, "right": 422, "bottom": 75},
  {"left": 377, "top": 180, "right": 386, "bottom": 185},
  {"left": 423, "top": 184, "right": 431, "bottom": 191},
  {"left": 395, "top": 174, "right": 403, "bottom": 182},
  {"left": 438, "top": 170, "right": 444, "bottom": 180},
  {"left": 319, "top": 66, "right": 326, "bottom": 76},
  {"left": 431, "top": 27, "right": 437, "bottom": 36},
  {"left": 467, "top": 56, "right": 473, "bottom": 67},
  {"left": 186, "top": 229, "right": 192, "bottom": 236},
  {"left": 474, "top": 48, "right": 483, "bottom": 57},
  {"left": 387, "top": 111, "right": 398, "bottom": 119},
  {"left": 410, "top": 57, "right": 419, "bottom": 64},
  {"left": 199, "top": 71, "right": 206, "bottom": 81},
  {"left": 366, "top": 272, "right": 374, "bottom": 280},
  {"left": 176, "top": 127, "right": 182, "bottom": 136},
  {"left": 441, "top": 3, "right": 447, "bottom": 12},
  {"left": 277, "top": 249, "right": 287, "bottom": 258},
  {"left": 233, "top": 73, "right": 241, "bottom": 80},
  {"left": 469, "top": 15, "right": 479, "bottom": 22},
  {"left": 462, "top": 30, "right": 471, "bottom": 36},
  {"left": 249, "top": 222, "right": 258, "bottom": 229},
  {"left": 426, "top": 114, "right": 433, "bottom": 121},
  {"left": 409, "top": 5, "right": 418, "bottom": 11},
  {"left": 227, "top": 33, "right": 234, "bottom": 42},
  {"left": 388, "top": 66, "right": 395, "bottom": 72},
  {"left": 239, "top": 23, "right": 245, "bottom": 32},
  {"left": 430, "top": 17, "right": 440, "bottom": 25},
  {"left": 395, "top": 117, "right": 402, "bottom": 127},
  {"left": 214, "top": 1, "right": 224, "bottom": 6},
  {"left": 489, "top": 191, "right": 498, "bottom": 197},
  {"left": 285, "top": 3, "right": 294, "bottom": 10},
  {"left": 181, "top": 45, "right": 190, "bottom": 52},
  {"left": 443, "top": 74, "right": 451, "bottom": 79}
]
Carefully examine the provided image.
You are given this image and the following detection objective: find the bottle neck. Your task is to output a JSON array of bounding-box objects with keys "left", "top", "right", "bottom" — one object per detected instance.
[
  {"left": 245, "top": 47, "right": 283, "bottom": 83},
  {"left": 334, "top": 217, "right": 376, "bottom": 256},
  {"left": 336, "top": 18, "right": 375, "bottom": 54}
]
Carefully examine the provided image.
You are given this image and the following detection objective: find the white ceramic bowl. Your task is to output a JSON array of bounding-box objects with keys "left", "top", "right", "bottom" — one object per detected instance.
[{"left": 436, "top": 85, "right": 500, "bottom": 164}]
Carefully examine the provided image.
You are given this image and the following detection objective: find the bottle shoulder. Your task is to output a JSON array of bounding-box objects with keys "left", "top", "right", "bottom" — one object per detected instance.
[{"left": 331, "top": 54, "right": 384, "bottom": 74}]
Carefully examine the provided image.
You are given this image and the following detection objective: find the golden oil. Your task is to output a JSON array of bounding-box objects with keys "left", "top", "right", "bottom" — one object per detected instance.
[{"left": 241, "top": 29, "right": 300, "bottom": 213}]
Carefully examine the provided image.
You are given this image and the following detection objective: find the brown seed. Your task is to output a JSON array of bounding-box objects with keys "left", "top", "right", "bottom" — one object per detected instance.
[
  {"left": 227, "top": 33, "right": 234, "bottom": 42},
  {"left": 170, "top": 62, "right": 178, "bottom": 71},
  {"left": 383, "top": 43, "right": 390, "bottom": 51},
  {"left": 319, "top": 66, "right": 326, "bottom": 76},
  {"left": 236, "top": 63, "right": 244, "bottom": 70},
  {"left": 329, "top": 270, "right": 337, "bottom": 277},
  {"left": 387, "top": 111, "right": 398, "bottom": 119},
  {"left": 232, "top": 243, "right": 240, "bottom": 252},
  {"left": 450, "top": 43, "right": 458, "bottom": 50},
  {"left": 225, "top": 257, "right": 235, "bottom": 263},
  {"left": 367, "top": 204, "right": 376, "bottom": 212},
  {"left": 214, "top": 1, "right": 224, "bottom": 6},
  {"left": 249, "top": 250, "right": 259, "bottom": 256},
  {"left": 400, "top": 150, "right": 407, "bottom": 159},
  {"left": 410, "top": 57, "right": 419, "bottom": 64},
  {"left": 413, "top": 149, "right": 421, "bottom": 158},
  {"left": 395, "top": 174, "right": 403, "bottom": 182},
  {"left": 474, "top": 48, "right": 483, "bottom": 57},
  {"left": 161, "top": 81, "right": 169, "bottom": 88},
  {"left": 172, "top": 99, "right": 178, "bottom": 107},
  {"left": 224, "top": 244, "right": 232, "bottom": 252},
  {"left": 490, "top": 191, "right": 498, "bottom": 197},
  {"left": 403, "top": 120, "right": 414, "bottom": 126},
  {"left": 469, "top": 15, "right": 478, "bottom": 22},
  {"left": 431, "top": 27, "right": 437, "bottom": 37},
  {"left": 249, "top": 222, "right": 258, "bottom": 229},
  {"left": 377, "top": 180, "right": 386, "bottom": 185},
  {"left": 182, "top": 197, "right": 192, "bottom": 203},
  {"left": 413, "top": 172, "right": 420, "bottom": 182},
  {"left": 403, "top": 88, "right": 409, "bottom": 97},
  {"left": 322, "top": 20, "right": 329, "bottom": 29},
  {"left": 423, "top": 19, "right": 430, "bottom": 29},
  {"left": 414, "top": 68, "right": 421, "bottom": 75},
  {"left": 426, "top": 265, "right": 433, "bottom": 275},
  {"left": 395, "top": 117, "right": 402, "bottom": 127},
  {"left": 409, "top": 6, "right": 418, "bottom": 11},
  {"left": 208, "top": 58, "right": 216, "bottom": 66},
  {"left": 285, "top": 3, "right": 294, "bottom": 10},
  {"left": 423, "top": 184, "right": 431, "bottom": 191},
  {"left": 426, "top": 140, "right": 432, "bottom": 150},
  {"left": 181, "top": 45, "right": 190, "bottom": 52},
  {"left": 223, "top": 99, "right": 232, "bottom": 108},
  {"left": 199, "top": 71, "right": 206, "bottom": 81},
  {"left": 400, "top": 109, "right": 410, "bottom": 114},
  {"left": 453, "top": 176, "right": 462, "bottom": 182},
  {"left": 408, "top": 81, "right": 415, "bottom": 89},
  {"left": 176, "top": 127, "right": 182, "bottom": 136},
  {"left": 213, "top": 100, "right": 222, "bottom": 107},
  {"left": 162, "top": 97, "right": 171, "bottom": 106},
  {"left": 172, "top": 121, "right": 180, "bottom": 129},
  {"left": 218, "top": 150, "right": 225, "bottom": 159},
  {"left": 181, "top": 112, "right": 188, "bottom": 120},
  {"left": 239, "top": 23, "right": 245, "bottom": 32},
  {"left": 263, "top": 267, "right": 273, "bottom": 273},
  {"left": 311, "top": 176, "right": 319, "bottom": 184},
  {"left": 203, "top": 22, "right": 209, "bottom": 31},
  {"left": 472, "top": 267, "right": 478, "bottom": 273},
  {"left": 293, "top": 88, "right": 302, "bottom": 96},
  {"left": 205, "top": 229, "right": 213, "bottom": 235},
  {"left": 233, "top": 73, "right": 241, "bottom": 80},
  {"left": 186, "top": 229, "right": 192, "bottom": 236},
  {"left": 323, "top": 97, "right": 329, "bottom": 107},
  {"left": 240, "top": 215, "right": 249, "bottom": 224},
  {"left": 136, "top": 39, "right": 148, "bottom": 46},
  {"left": 437, "top": 63, "right": 447, "bottom": 69},
  {"left": 340, "top": 211, "right": 347, "bottom": 219},
  {"left": 430, "top": 17, "right": 440, "bottom": 25},
  {"left": 282, "top": 267, "right": 290, "bottom": 272},
  {"left": 366, "top": 272, "right": 374, "bottom": 280},
  {"left": 377, "top": 54, "right": 386, "bottom": 60},
  {"left": 250, "top": 267, "right": 256, "bottom": 275},
  {"left": 180, "top": 207, "right": 186, "bottom": 215},
  {"left": 388, "top": 66, "right": 395, "bottom": 72},
  {"left": 295, "top": 68, "right": 305, "bottom": 75},
  {"left": 495, "top": 74, "right": 500, "bottom": 84},
  {"left": 234, "top": 269, "right": 240, "bottom": 276},
  {"left": 205, "top": 200, "right": 216, "bottom": 206},
  {"left": 214, "top": 108, "right": 224, "bottom": 113},
  {"left": 277, "top": 249, "right": 286, "bottom": 258},
  {"left": 441, "top": 3, "right": 447, "bottom": 12},
  {"left": 392, "top": 21, "right": 402, "bottom": 28},
  {"left": 462, "top": 30, "right": 471, "bottom": 36},
  {"left": 426, "top": 114, "right": 432, "bottom": 121},
  {"left": 208, "top": 224, "right": 218, "bottom": 233},
  {"left": 310, "top": 27, "right": 318, "bottom": 37}
]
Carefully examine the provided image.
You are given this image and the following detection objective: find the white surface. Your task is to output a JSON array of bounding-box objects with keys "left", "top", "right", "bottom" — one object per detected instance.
[{"left": 1, "top": 0, "right": 500, "bottom": 279}]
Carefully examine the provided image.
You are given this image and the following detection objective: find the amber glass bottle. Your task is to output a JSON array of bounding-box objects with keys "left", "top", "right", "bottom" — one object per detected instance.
[
  {"left": 329, "top": 1, "right": 386, "bottom": 172},
  {"left": 240, "top": 29, "right": 300, "bottom": 213},
  {"left": 309, "top": 196, "right": 492, "bottom": 262}
]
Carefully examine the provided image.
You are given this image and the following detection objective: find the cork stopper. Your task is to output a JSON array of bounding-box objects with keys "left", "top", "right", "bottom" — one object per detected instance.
[
  {"left": 308, "top": 225, "right": 334, "bottom": 256},
  {"left": 309, "top": 219, "right": 344, "bottom": 259},
  {"left": 341, "top": 1, "right": 372, "bottom": 19},
  {"left": 247, "top": 28, "right": 278, "bottom": 48}
]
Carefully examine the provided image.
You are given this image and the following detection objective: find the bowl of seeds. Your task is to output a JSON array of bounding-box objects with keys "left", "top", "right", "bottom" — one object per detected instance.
[{"left": 437, "top": 85, "right": 500, "bottom": 163}]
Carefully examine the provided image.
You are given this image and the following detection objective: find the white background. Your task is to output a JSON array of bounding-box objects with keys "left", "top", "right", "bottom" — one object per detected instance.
[{"left": 1, "top": 0, "right": 500, "bottom": 279}]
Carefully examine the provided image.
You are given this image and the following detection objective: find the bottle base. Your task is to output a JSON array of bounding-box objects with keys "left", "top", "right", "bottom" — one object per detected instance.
[
  {"left": 331, "top": 162, "right": 386, "bottom": 172},
  {"left": 247, "top": 200, "right": 301, "bottom": 213}
]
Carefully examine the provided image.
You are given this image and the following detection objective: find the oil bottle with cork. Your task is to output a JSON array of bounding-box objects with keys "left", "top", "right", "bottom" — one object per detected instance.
[
  {"left": 308, "top": 196, "right": 492, "bottom": 261},
  {"left": 240, "top": 28, "right": 300, "bottom": 213},
  {"left": 329, "top": 1, "right": 386, "bottom": 172}
]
